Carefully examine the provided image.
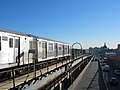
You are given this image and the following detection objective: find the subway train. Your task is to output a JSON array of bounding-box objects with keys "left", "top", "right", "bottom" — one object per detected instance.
[{"left": 0, "top": 28, "right": 71, "bottom": 66}]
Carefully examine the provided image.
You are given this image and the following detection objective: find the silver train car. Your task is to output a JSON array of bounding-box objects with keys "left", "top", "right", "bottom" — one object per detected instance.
[{"left": 0, "top": 28, "right": 71, "bottom": 65}]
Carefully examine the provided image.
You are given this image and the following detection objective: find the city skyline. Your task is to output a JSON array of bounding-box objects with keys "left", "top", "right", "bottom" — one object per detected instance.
[{"left": 0, "top": 0, "right": 120, "bottom": 49}]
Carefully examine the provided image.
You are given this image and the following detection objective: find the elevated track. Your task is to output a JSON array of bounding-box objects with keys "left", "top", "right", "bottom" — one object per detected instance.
[{"left": 0, "top": 54, "right": 93, "bottom": 90}]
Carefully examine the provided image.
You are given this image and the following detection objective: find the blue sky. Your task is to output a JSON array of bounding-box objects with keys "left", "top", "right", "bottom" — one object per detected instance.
[{"left": 0, "top": 0, "right": 120, "bottom": 49}]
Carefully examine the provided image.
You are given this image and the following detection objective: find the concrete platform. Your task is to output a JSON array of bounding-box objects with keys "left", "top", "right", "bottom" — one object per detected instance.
[{"left": 68, "top": 60, "right": 99, "bottom": 90}]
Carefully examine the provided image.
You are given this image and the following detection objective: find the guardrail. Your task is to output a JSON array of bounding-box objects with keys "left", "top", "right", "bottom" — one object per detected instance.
[
  {"left": 39, "top": 55, "right": 93, "bottom": 90},
  {"left": 98, "top": 59, "right": 108, "bottom": 90},
  {"left": 0, "top": 54, "right": 91, "bottom": 90}
]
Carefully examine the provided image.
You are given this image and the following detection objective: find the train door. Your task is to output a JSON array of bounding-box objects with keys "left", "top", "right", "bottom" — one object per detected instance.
[
  {"left": 38, "top": 41, "right": 42, "bottom": 61},
  {"left": 29, "top": 39, "right": 34, "bottom": 63},
  {"left": 19, "top": 37, "right": 27, "bottom": 65},
  {"left": 42, "top": 41, "right": 47, "bottom": 59},
  {"left": 8, "top": 36, "right": 19, "bottom": 63},
  {"left": 67, "top": 45, "right": 69, "bottom": 55},
  {"left": 8, "top": 36, "right": 14, "bottom": 63},
  {"left": 29, "top": 38, "right": 38, "bottom": 63},
  {"left": 63, "top": 45, "right": 65, "bottom": 56},
  {"left": 14, "top": 37, "right": 19, "bottom": 63},
  {"left": 54, "top": 43, "right": 58, "bottom": 57}
]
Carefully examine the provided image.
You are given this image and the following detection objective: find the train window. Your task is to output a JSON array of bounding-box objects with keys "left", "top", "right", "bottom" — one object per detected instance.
[
  {"left": 42, "top": 41, "right": 47, "bottom": 49},
  {"left": 9, "top": 38, "right": 13, "bottom": 48},
  {"left": 2, "top": 36, "right": 8, "bottom": 41},
  {"left": 42, "top": 42, "right": 45, "bottom": 48},
  {"left": 59, "top": 47, "right": 62, "bottom": 50},
  {"left": 42, "top": 41, "right": 47, "bottom": 58},
  {"left": 15, "top": 39, "right": 18, "bottom": 48},
  {"left": 65, "top": 47, "right": 67, "bottom": 50},
  {"left": 0, "top": 36, "right": 1, "bottom": 50},
  {"left": 59, "top": 44, "right": 63, "bottom": 50},
  {"left": 29, "top": 41, "right": 32, "bottom": 49},
  {"left": 29, "top": 40, "right": 37, "bottom": 49},
  {"left": 49, "top": 43, "right": 53, "bottom": 50},
  {"left": 39, "top": 41, "right": 41, "bottom": 47}
]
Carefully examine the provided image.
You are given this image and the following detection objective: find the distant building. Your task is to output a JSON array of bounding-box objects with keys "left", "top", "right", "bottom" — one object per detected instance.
[
  {"left": 117, "top": 43, "right": 120, "bottom": 55},
  {"left": 89, "top": 43, "right": 120, "bottom": 61},
  {"left": 89, "top": 47, "right": 101, "bottom": 55},
  {"left": 118, "top": 44, "right": 120, "bottom": 50},
  {"left": 102, "top": 43, "right": 108, "bottom": 50}
]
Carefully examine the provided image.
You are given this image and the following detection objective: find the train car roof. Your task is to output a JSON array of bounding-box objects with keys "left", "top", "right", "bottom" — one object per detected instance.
[
  {"left": 0, "top": 28, "right": 70, "bottom": 44},
  {"left": 0, "top": 28, "right": 28, "bottom": 36}
]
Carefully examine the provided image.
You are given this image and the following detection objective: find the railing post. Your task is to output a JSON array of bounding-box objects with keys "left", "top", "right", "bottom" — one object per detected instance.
[
  {"left": 12, "top": 69, "right": 15, "bottom": 88},
  {"left": 47, "top": 62, "right": 49, "bottom": 72},
  {"left": 56, "top": 60, "right": 57, "bottom": 68}
]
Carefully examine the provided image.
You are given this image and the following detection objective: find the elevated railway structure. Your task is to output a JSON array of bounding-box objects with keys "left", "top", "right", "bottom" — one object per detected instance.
[{"left": 0, "top": 54, "right": 93, "bottom": 90}]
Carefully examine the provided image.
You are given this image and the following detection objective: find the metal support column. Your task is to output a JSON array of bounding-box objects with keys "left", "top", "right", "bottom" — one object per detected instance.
[{"left": 18, "top": 37, "right": 20, "bottom": 66}]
